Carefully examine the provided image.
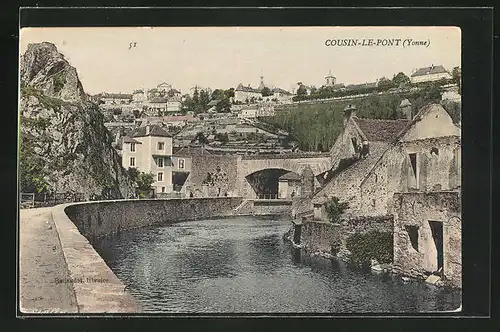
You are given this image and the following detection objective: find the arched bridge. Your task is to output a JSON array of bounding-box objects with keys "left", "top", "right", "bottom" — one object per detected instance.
[{"left": 235, "top": 152, "right": 332, "bottom": 198}]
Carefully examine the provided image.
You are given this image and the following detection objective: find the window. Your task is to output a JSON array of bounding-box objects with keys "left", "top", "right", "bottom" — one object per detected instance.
[
  {"left": 161, "top": 187, "right": 165, "bottom": 193},
  {"left": 375, "top": 174, "right": 378, "bottom": 183},
  {"left": 158, "top": 142, "right": 165, "bottom": 150},
  {"left": 130, "top": 157, "right": 135, "bottom": 167},
  {"left": 431, "top": 147, "right": 439, "bottom": 156},
  {"left": 408, "top": 153, "right": 419, "bottom": 189},
  {"left": 405, "top": 225, "right": 419, "bottom": 252},
  {"left": 179, "top": 159, "right": 185, "bottom": 169},
  {"left": 157, "top": 157, "right": 164, "bottom": 168},
  {"left": 157, "top": 172, "right": 163, "bottom": 182},
  {"left": 130, "top": 143, "right": 136, "bottom": 152}
]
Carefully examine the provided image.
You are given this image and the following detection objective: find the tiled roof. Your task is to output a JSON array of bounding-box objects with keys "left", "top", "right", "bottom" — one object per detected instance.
[
  {"left": 411, "top": 65, "right": 448, "bottom": 77},
  {"left": 102, "top": 93, "right": 132, "bottom": 99},
  {"left": 207, "top": 99, "right": 220, "bottom": 107},
  {"left": 122, "top": 136, "right": 141, "bottom": 144},
  {"left": 353, "top": 117, "right": 410, "bottom": 142},
  {"left": 346, "top": 82, "right": 377, "bottom": 90},
  {"left": 150, "top": 97, "right": 168, "bottom": 103},
  {"left": 279, "top": 172, "right": 301, "bottom": 181},
  {"left": 400, "top": 98, "right": 411, "bottom": 107},
  {"left": 236, "top": 84, "right": 261, "bottom": 93},
  {"left": 272, "top": 87, "right": 292, "bottom": 95},
  {"left": 130, "top": 124, "right": 172, "bottom": 137}
]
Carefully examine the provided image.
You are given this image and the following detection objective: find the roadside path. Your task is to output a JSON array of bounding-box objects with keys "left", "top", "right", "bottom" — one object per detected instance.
[{"left": 19, "top": 207, "right": 78, "bottom": 313}]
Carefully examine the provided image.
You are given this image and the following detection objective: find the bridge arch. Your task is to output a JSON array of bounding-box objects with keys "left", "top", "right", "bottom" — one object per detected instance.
[{"left": 245, "top": 167, "right": 301, "bottom": 198}]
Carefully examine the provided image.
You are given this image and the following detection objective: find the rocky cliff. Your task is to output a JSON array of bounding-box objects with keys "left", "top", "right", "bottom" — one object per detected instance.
[{"left": 20, "top": 42, "right": 132, "bottom": 199}]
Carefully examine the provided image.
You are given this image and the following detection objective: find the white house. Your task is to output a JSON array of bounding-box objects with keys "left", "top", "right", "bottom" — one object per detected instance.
[
  {"left": 132, "top": 89, "right": 146, "bottom": 103},
  {"left": 234, "top": 83, "right": 262, "bottom": 103},
  {"left": 121, "top": 124, "right": 174, "bottom": 194},
  {"left": 410, "top": 65, "right": 452, "bottom": 84},
  {"left": 99, "top": 93, "right": 133, "bottom": 105}
]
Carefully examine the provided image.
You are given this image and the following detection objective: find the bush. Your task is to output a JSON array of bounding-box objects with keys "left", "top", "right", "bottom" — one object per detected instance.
[
  {"left": 324, "top": 196, "right": 349, "bottom": 223},
  {"left": 330, "top": 237, "right": 342, "bottom": 256},
  {"left": 346, "top": 230, "right": 393, "bottom": 266}
]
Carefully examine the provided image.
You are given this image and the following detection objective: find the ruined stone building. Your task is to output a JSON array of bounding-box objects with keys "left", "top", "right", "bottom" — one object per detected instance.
[
  {"left": 308, "top": 102, "right": 462, "bottom": 288},
  {"left": 312, "top": 104, "right": 410, "bottom": 218}
]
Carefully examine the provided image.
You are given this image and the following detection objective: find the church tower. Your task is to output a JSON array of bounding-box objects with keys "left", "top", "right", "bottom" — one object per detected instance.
[
  {"left": 325, "top": 70, "right": 336, "bottom": 86},
  {"left": 258, "top": 75, "right": 266, "bottom": 91}
]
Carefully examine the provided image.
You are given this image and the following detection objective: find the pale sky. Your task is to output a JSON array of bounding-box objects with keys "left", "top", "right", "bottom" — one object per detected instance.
[{"left": 20, "top": 26, "right": 461, "bottom": 95}]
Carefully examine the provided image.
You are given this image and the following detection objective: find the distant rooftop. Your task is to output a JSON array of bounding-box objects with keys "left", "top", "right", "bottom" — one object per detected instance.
[
  {"left": 411, "top": 65, "right": 448, "bottom": 77},
  {"left": 353, "top": 118, "right": 410, "bottom": 142},
  {"left": 129, "top": 124, "right": 172, "bottom": 138}
]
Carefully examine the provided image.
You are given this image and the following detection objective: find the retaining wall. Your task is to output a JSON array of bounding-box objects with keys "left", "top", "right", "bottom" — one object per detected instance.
[
  {"left": 64, "top": 197, "right": 243, "bottom": 239},
  {"left": 52, "top": 197, "right": 243, "bottom": 313}
]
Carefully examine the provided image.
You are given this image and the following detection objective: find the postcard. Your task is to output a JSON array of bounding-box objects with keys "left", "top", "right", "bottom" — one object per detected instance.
[{"left": 19, "top": 25, "right": 462, "bottom": 314}]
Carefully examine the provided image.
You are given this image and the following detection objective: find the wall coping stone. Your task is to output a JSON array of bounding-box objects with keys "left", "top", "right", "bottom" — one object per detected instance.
[{"left": 51, "top": 203, "right": 141, "bottom": 313}]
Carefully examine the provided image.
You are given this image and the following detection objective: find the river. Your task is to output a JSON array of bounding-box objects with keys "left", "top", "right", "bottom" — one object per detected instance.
[{"left": 93, "top": 215, "right": 461, "bottom": 313}]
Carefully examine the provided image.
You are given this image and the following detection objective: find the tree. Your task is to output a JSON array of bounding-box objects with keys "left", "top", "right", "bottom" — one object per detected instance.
[
  {"left": 19, "top": 134, "right": 50, "bottom": 193},
  {"left": 136, "top": 172, "right": 155, "bottom": 192},
  {"left": 127, "top": 167, "right": 140, "bottom": 184},
  {"left": 261, "top": 87, "right": 273, "bottom": 97},
  {"left": 324, "top": 196, "right": 349, "bottom": 223},
  {"left": 296, "top": 84, "right": 308, "bottom": 96},
  {"left": 215, "top": 132, "right": 229, "bottom": 144},
  {"left": 410, "top": 81, "right": 444, "bottom": 115},
  {"left": 392, "top": 72, "right": 411, "bottom": 88},
  {"left": 192, "top": 132, "right": 209, "bottom": 145},
  {"left": 377, "top": 77, "right": 395, "bottom": 91}
]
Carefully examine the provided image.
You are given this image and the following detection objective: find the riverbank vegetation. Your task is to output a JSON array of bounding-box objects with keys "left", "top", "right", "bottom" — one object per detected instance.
[{"left": 346, "top": 230, "right": 394, "bottom": 267}]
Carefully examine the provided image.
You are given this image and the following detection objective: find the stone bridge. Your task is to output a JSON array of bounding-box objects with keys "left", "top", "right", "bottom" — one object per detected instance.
[{"left": 235, "top": 153, "right": 332, "bottom": 198}]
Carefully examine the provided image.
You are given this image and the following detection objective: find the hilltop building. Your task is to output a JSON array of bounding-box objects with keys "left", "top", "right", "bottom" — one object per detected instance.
[{"left": 410, "top": 65, "right": 452, "bottom": 84}]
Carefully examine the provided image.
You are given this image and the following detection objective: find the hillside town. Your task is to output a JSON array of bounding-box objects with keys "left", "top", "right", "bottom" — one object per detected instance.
[{"left": 97, "top": 65, "right": 461, "bottom": 199}]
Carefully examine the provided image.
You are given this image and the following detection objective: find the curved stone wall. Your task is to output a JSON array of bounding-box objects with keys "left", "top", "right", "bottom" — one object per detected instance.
[
  {"left": 52, "top": 197, "right": 243, "bottom": 313},
  {"left": 64, "top": 197, "right": 243, "bottom": 239}
]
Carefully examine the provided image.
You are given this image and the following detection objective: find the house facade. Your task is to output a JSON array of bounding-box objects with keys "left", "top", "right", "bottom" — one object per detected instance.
[
  {"left": 234, "top": 84, "right": 262, "bottom": 103},
  {"left": 278, "top": 172, "right": 302, "bottom": 199},
  {"left": 410, "top": 65, "right": 452, "bottom": 84},
  {"left": 99, "top": 93, "right": 133, "bottom": 105},
  {"left": 121, "top": 124, "right": 175, "bottom": 194}
]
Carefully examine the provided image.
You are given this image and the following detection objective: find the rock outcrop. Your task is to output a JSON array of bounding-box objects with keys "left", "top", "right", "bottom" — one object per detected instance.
[{"left": 20, "top": 42, "right": 132, "bottom": 199}]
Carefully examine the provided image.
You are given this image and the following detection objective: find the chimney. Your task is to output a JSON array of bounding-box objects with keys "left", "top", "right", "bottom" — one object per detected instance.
[
  {"left": 399, "top": 99, "right": 412, "bottom": 120},
  {"left": 146, "top": 124, "right": 151, "bottom": 135},
  {"left": 343, "top": 104, "right": 357, "bottom": 127}
]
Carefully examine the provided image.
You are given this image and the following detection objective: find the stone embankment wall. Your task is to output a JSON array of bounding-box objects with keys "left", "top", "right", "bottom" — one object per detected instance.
[
  {"left": 234, "top": 200, "right": 293, "bottom": 216},
  {"left": 64, "top": 197, "right": 243, "bottom": 239},
  {"left": 288, "top": 215, "right": 393, "bottom": 259}
]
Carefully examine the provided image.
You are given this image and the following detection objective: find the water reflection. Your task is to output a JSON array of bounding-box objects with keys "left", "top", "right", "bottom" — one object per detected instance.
[{"left": 93, "top": 216, "right": 461, "bottom": 313}]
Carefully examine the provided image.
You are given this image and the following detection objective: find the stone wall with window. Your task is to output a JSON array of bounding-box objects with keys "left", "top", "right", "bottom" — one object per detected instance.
[
  {"left": 391, "top": 191, "right": 461, "bottom": 288},
  {"left": 359, "top": 136, "right": 461, "bottom": 216},
  {"left": 173, "top": 153, "right": 240, "bottom": 197}
]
